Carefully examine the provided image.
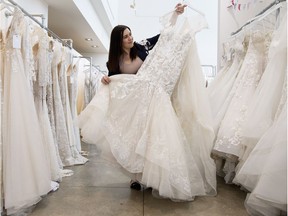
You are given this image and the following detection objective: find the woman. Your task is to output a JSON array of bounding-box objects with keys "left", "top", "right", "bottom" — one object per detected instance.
[
  {"left": 79, "top": 3, "right": 217, "bottom": 201},
  {"left": 101, "top": 3, "right": 187, "bottom": 84},
  {"left": 101, "top": 3, "right": 187, "bottom": 191}
]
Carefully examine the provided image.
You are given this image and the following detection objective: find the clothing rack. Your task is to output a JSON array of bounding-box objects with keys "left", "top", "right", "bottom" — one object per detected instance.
[
  {"left": 231, "top": 0, "right": 286, "bottom": 36},
  {"left": 73, "top": 56, "right": 93, "bottom": 76},
  {"left": 73, "top": 56, "right": 93, "bottom": 97},
  {"left": 5, "top": 11, "right": 45, "bottom": 26},
  {"left": 84, "top": 64, "right": 107, "bottom": 76},
  {"left": 4, "top": 0, "right": 73, "bottom": 49}
]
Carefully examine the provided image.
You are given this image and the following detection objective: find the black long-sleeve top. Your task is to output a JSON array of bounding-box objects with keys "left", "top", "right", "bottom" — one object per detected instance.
[{"left": 108, "top": 34, "right": 160, "bottom": 76}]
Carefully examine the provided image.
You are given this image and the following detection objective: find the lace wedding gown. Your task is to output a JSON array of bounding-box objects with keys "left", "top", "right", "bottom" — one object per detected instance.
[
  {"left": 234, "top": 11, "right": 287, "bottom": 172},
  {"left": 79, "top": 12, "right": 216, "bottom": 201},
  {"left": 3, "top": 9, "right": 51, "bottom": 214},
  {"left": 233, "top": 13, "right": 287, "bottom": 215},
  {"left": 208, "top": 37, "right": 247, "bottom": 134},
  {"left": 0, "top": 29, "right": 4, "bottom": 215},
  {"left": 32, "top": 26, "right": 62, "bottom": 182},
  {"left": 213, "top": 30, "right": 272, "bottom": 161}
]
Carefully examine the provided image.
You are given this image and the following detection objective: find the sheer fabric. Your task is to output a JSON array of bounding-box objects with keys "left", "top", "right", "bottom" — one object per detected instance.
[
  {"left": 233, "top": 13, "right": 287, "bottom": 195},
  {"left": 46, "top": 38, "right": 64, "bottom": 169},
  {"left": 32, "top": 26, "right": 62, "bottom": 182},
  {"left": 51, "top": 41, "right": 75, "bottom": 166},
  {"left": 67, "top": 61, "right": 82, "bottom": 152},
  {"left": 79, "top": 12, "right": 216, "bottom": 201},
  {"left": 0, "top": 28, "right": 4, "bottom": 214},
  {"left": 235, "top": 12, "right": 287, "bottom": 171},
  {"left": 60, "top": 48, "right": 88, "bottom": 165},
  {"left": 3, "top": 9, "right": 51, "bottom": 214},
  {"left": 213, "top": 30, "right": 272, "bottom": 160},
  {"left": 239, "top": 102, "right": 287, "bottom": 216},
  {"left": 208, "top": 37, "right": 247, "bottom": 134}
]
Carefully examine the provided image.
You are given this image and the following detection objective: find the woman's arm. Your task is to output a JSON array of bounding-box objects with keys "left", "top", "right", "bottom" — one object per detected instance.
[{"left": 137, "top": 34, "right": 160, "bottom": 51}]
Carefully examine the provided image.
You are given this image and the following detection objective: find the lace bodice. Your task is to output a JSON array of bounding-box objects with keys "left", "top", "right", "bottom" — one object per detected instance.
[
  {"left": 213, "top": 30, "right": 272, "bottom": 158},
  {"left": 112, "top": 14, "right": 207, "bottom": 97},
  {"left": 136, "top": 23, "right": 192, "bottom": 95}
]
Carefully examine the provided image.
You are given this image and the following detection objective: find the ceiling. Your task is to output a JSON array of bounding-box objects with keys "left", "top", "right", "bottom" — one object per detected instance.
[{"left": 42, "top": 0, "right": 111, "bottom": 55}]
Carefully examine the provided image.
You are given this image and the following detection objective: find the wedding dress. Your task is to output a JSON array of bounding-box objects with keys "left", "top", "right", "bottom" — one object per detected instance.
[
  {"left": 51, "top": 41, "right": 75, "bottom": 166},
  {"left": 0, "top": 28, "right": 4, "bottom": 215},
  {"left": 234, "top": 11, "right": 287, "bottom": 172},
  {"left": 67, "top": 62, "right": 82, "bottom": 152},
  {"left": 32, "top": 26, "right": 62, "bottom": 182},
  {"left": 238, "top": 100, "right": 287, "bottom": 216},
  {"left": 3, "top": 9, "right": 51, "bottom": 214},
  {"left": 59, "top": 47, "right": 88, "bottom": 165},
  {"left": 46, "top": 37, "right": 64, "bottom": 169},
  {"left": 213, "top": 29, "right": 272, "bottom": 161},
  {"left": 208, "top": 36, "right": 247, "bottom": 133},
  {"left": 79, "top": 11, "right": 216, "bottom": 201}
]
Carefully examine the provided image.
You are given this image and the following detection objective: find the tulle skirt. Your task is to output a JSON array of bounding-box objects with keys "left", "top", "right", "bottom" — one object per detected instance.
[{"left": 78, "top": 74, "right": 216, "bottom": 201}]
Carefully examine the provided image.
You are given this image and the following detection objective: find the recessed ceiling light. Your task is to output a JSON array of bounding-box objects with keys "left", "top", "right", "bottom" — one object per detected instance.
[
  {"left": 85, "top": 38, "right": 93, "bottom": 41},
  {"left": 91, "top": 45, "right": 98, "bottom": 48}
]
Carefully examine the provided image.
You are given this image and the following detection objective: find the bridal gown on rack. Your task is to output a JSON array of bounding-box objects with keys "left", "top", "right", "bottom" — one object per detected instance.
[
  {"left": 208, "top": 37, "right": 247, "bottom": 133},
  {"left": 58, "top": 47, "right": 88, "bottom": 165},
  {"left": 237, "top": 98, "right": 287, "bottom": 216},
  {"left": 67, "top": 61, "right": 82, "bottom": 153},
  {"left": 233, "top": 13, "right": 287, "bottom": 215},
  {"left": 32, "top": 26, "right": 62, "bottom": 182},
  {"left": 79, "top": 11, "right": 216, "bottom": 201},
  {"left": 234, "top": 11, "right": 287, "bottom": 172},
  {"left": 2, "top": 9, "right": 51, "bottom": 213},
  {"left": 0, "top": 29, "right": 4, "bottom": 214},
  {"left": 51, "top": 41, "right": 75, "bottom": 166},
  {"left": 213, "top": 29, "right": 272, "bottom": 162},
  {"left": 245, "top": 107, "right": 287, "bottom": 216}
]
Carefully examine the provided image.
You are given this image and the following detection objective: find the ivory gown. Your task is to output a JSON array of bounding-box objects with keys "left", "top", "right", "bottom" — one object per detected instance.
[{"left": 79, "top": 11, "right": 217, "bottom": 201}]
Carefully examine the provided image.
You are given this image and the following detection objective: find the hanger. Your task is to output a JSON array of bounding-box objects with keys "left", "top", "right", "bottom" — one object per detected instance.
[
  {"left": 246, "top": 1, "right": 283, "bottom": 25},
  {"left": 0, "top": 0, "right": 16, "bottom": 13},
  {"left": 181, "top": 0, "right": 205, "bottom": 16},
  {"left": 231, "top": 1, "right": 284, "bottom": 36}
]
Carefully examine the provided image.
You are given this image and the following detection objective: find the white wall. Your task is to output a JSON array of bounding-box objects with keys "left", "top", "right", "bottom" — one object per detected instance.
[
  {"left": 101, "top": 0, "right": 119, "bottom": 28},
  {"left": 86, "top": 0, "right": 218, "bottom": 73}
]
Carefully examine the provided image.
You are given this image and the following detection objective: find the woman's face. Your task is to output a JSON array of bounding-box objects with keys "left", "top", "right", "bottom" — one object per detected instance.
[{"left": 122, "top": 28, "right": 134, "bottom": 51}]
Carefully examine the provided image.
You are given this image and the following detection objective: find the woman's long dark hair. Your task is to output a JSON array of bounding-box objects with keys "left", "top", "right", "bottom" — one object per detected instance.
[{"left": 107, "top": 25, "right": 137, "bottom": 76}]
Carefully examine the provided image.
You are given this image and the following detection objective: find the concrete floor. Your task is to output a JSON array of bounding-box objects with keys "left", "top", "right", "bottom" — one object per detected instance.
[{"left": 30, "top": 143, "right": 249, "bottom": 216}]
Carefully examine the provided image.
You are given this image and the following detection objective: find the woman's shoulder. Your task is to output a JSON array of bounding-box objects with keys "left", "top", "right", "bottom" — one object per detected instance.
[
  {"left": 134, "top": 34, "right": 160, "bottom": 61},
  {"left": 136, "top": 34, "right": 160, "bottom": 47}
]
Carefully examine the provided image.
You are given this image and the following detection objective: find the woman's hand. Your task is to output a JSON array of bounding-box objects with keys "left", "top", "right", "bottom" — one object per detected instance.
[
  {"left": 101, "top": 75, "right": 111, "bottom": 85},
  {"left": 175, "top": 3, "right": 187, "bottom": 14}
]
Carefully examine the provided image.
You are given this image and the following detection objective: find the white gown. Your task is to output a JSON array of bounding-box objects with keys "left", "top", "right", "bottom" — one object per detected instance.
[
  {"left": 208, "top": 37, "right": 247, "bottom": 134},
  {"left": 3, "top": 9, "right": 51, "bottom": 214},
  {"left": 238, "top": 100, "right": 287, "bottom": 216},
  {"left": 51, "top": 42, "right": 75, "bottom": 166},
  {"left": 235, "top": 12, "right": 287, "bottom": 172},
  {"left": 59, "top": 48, "right": 88, "bottom": 165},
  {"left": 213, "top": 30, "right": 272, "bottom": 160},
  {"left": 0, "top": 29, "right": 4, "bottom": 215},
  {"left": 32, "top": 26, "right": 62, "bottom": 182},
  {"left": 232, "top": 12, "right": 287, "bottom": 216},
  {"left": 79, "top": 12, "right": 216, "bottom": 201}
]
